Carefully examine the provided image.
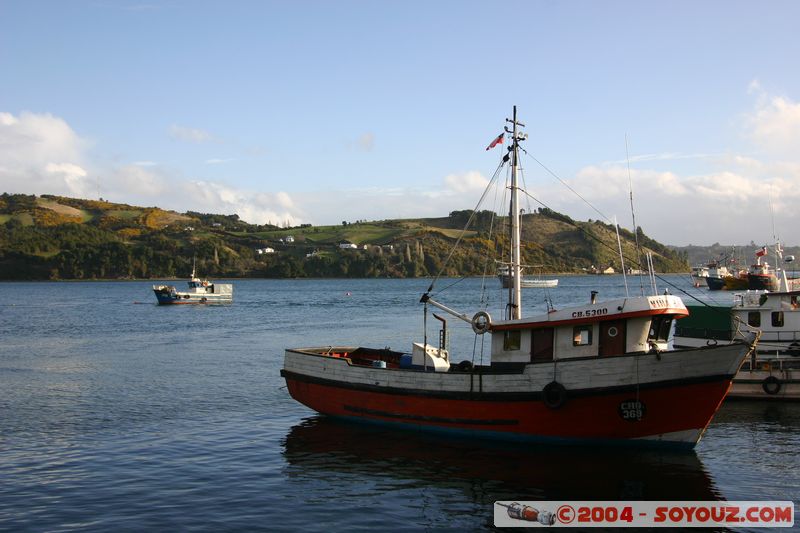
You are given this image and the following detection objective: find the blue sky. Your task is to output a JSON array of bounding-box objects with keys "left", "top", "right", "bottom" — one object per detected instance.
[{"left": 2, "top": 0, "right": 800, "bottom": 245}]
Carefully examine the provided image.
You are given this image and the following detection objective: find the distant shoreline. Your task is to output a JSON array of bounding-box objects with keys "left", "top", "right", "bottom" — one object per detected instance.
[{"left": 0, "top": 272, "right": 688, "bottom": 282}]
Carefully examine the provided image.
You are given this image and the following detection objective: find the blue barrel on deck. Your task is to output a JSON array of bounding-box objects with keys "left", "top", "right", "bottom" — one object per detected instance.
[{"left": 399, "top": 354, "right": 413, "bottom": 369}]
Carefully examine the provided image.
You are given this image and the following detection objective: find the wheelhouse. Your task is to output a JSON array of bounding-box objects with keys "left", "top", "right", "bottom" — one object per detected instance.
[{"left": 488, "top": 294, "right": 688, "bottom": 367}]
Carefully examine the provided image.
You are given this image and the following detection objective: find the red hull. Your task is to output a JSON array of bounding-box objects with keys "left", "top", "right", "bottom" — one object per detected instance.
[{"left": 283, "top": 372, "right": 732, "bottom": 447}]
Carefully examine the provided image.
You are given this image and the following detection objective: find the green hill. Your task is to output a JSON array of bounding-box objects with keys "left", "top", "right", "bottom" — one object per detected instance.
[{"left": 0, "top": 192, "right": 688, "bottom": 280}]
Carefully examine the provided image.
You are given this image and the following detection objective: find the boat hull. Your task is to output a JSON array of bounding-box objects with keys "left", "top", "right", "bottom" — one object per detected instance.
[
  {"left": 748, "top": 273, "right": 779, "bottom": 291},
  {"left": 723, "top": 276, "right": 749, "bottom": 290},
  {"left": 282, "top": 343, "right": 748, "bottom": 449},
  {"left": 674, "top": 340, "right": 800, "bottom": 400}
]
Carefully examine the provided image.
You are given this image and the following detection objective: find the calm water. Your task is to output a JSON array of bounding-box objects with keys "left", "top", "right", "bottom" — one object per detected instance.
[{"left": 0, "top": 276, "right": 798, "bottom": 531}]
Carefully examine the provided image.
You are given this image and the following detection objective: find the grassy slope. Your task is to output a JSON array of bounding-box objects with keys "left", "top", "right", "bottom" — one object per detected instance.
[{"left": 1, "top": 193, "right": 687, "bottom": 274}]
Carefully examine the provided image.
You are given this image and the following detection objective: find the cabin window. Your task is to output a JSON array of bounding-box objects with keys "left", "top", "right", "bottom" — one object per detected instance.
[
  {"left": 648, "top": 316, "right": 673, "bottom": 342},
  {"left": 772, "top": 311, "right": 784, "bottom": 327},
  {"left": 573, "top": 325, "right": 593, "bottom": 346},
  {"left": 748, "top": 312, "right": 761, "bottom": 327},
  {"left": 503, "top": 330, "right": 521, "bottom": 351}
]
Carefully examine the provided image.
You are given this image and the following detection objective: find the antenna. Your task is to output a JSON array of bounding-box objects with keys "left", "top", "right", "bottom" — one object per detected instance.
[
  {"left": 626, "top": 134, "right": 645, "bottom": 296},
  {"left": 614, "top": 215, "right": 629, "bottom": 297}
]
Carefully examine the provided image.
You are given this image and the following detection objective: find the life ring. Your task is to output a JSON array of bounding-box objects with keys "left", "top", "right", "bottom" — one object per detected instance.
[
  {"left": 762, "top": 376, "right": 781, "bottom": 395},
  {"left": 471, "top": 311, "right": 492, "bottom": 335},
  {"left": 543, "top": 381, "right": 567, "bottom": 409}
]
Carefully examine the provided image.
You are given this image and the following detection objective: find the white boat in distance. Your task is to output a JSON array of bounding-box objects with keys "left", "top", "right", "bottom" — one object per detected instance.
[{"left": 497, "top": 265, "right": 559, "bottom": 288}]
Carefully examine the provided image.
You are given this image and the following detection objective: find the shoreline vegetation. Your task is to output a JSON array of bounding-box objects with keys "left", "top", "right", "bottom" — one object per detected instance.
[
  {"left": 0, "top": 272, "right": 685, "bottom": 283},
  {"left": 1, "top": 192, "right": 693, "bottom": 281}
]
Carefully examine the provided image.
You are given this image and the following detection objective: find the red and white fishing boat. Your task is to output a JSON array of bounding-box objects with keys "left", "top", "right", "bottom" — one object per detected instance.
[{"left": 281, "top": 108, "right": 757, "bottom": 449}]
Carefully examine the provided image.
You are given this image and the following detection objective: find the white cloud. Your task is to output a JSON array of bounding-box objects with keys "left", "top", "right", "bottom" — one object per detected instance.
[
  {"left": 443, "top": 170, "right": 489, "bottom": 194},
  {"left": 744, "top": 89, "right": 800, "bottom": 157},
  {"left": 169, "top": 124, "right": 213, "bottom": 143},
  {"left": 0, "top": 110, "right": 304, "bottom": 225},
  {"left": 45, "top": 163, "right": 90, "bottom": 196},
  {"left": 556, "top": 157, "right": 800, "bottom": 245},
  {"left": 0, "top": 111, "right": 93, "bottom": 197},
  {"left": 108, "top": 165, "right": 169, "bottom": 197},
  {"left": 181, "top": 181, "right": 301, "bottom": 226}
]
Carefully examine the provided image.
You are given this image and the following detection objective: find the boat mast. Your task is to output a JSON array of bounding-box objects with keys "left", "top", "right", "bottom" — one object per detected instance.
[{"left": 506, "top": 106, "right": 525, "bottom": 320}]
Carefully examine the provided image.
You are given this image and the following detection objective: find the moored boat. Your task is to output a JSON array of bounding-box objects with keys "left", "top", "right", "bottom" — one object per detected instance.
[
  {"left": 674, "top": 288, "right": 800, "bottom": 400},
  {"left": 747, "top": 252, "right": 779, "bottom": 291},
  {"left": 722, "top": 270, "right": 749, "bottom": 290},
  {"left": 690, "top": 265, "right": 709, "bottom": 287},
  {"left": 705, "top": 262, "right": 729, "bottom": 291},
  {"left": 281, "top": 107, "right": 757, "bottom": 449},
  {"left": 152, "top": 264, "right": 233, "bottom": 305},
  {"left": 497, "top": 265, "right": 559, "bottom": 288}
]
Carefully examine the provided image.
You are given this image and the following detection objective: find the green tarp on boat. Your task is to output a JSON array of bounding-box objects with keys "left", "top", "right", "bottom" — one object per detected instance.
[{"left": 675, "top": 305, "right": 734, "bottom": 341}]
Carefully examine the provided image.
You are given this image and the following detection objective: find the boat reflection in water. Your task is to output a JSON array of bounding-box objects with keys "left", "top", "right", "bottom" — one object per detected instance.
[{"left": 282, "top": 416, "right": 719, "bottom": 504}]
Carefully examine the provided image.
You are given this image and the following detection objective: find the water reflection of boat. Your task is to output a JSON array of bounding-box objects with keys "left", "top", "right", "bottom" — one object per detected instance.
[{"left": 282, "top": 416, "right": 719, "bottom": 502}]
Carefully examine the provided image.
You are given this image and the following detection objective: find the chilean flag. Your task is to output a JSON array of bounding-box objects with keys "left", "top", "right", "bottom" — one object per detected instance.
[
  {"left": 485, "top": 133, "right": 504, "bottom": 150},
  {"left": 756, "top": 246, "right": 768, "bottom": 257}
]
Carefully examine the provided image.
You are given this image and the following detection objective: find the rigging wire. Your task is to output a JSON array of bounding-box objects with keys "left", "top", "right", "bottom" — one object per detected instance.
[
  {"left": 517, "top": 162, "right": 556, "bottom": 309},
  {"left": 520, "top": 146, "right": 613, "bottom": 224},
  {"left": 478, "top": 164, "right": 507, "bottom": 310},
  {"left": 626, "top": 135, "right": 646, "bottom": 296},
  {"left": 516, "top": 143, "right": 737, "bottom": 311},
  {"left": 511, "top": 176, "right": 734, "bottom": 311},
  {"left": 428, "top": 159, "right": 507, "bottom": 293}
]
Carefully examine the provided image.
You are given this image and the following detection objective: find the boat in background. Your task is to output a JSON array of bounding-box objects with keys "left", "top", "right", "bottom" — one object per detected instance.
[
  {"left": 707, "top": 248, "right": 748, "bottom": 291},
  {"left": 675, "top": 288, "right": 799, "bottom": 400},
  {"left": 497, "top": 265, "right": 558, "bottom": 288},
  {"left": 747, "top": 247, "right": 779, "bottom": 291},
  {"left": 281, "top": 107, "right": 757, "bottom": 449},
  {"left": 690, "top": 265, "right": 709, "bottom": 287},
  {"left": 722, "top": 272, "right": 749, "bottom": 290},
  {"left": 705, "top": 262, "right": 730, "bottom": 291},
  {"left": 152, "top": 263, "right": 233, "bottom": 305}
]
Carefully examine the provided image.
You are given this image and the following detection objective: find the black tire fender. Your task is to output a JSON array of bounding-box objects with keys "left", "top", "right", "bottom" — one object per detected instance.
[
  {"left": 762, "top": 375, "right": 781, "bottom": 395},
  {"left": 543, "top": 381, "right": 567, "bottom": 409}
]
